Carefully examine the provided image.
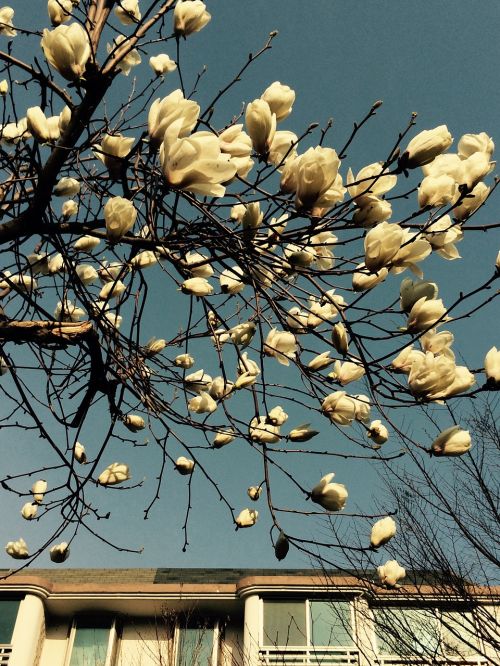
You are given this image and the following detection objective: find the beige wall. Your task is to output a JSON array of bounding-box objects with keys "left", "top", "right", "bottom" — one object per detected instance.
[{"left": 38, "top": 620, "right": 69, "bottom": 666}]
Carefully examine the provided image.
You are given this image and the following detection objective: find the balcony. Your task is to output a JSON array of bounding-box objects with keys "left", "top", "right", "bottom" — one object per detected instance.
[
  {"left": 0, "top": 646, "right": 12, "bottom": 665},
  {"left": 375, "top": 657, "right": 489, "bottom": 666},
  {"left": 259, "top": 646, "right": 360, "bottom": 665}
]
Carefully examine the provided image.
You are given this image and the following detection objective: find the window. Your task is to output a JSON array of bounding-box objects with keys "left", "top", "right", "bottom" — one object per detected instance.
[
  {"left": 0, "top": 600, "right": 20, "bottom": 644},
  {"left": 66, "top": 617, "right": 118, "bottom": 666},
  {"left": 374, "top": 606, "right": 482, "bottom": 660},
  {"left": 176, "top": 619, "right": 218, "bottom": 666},
  {"left": 262, "top": 599, "right": 354, "bottom": 648}
]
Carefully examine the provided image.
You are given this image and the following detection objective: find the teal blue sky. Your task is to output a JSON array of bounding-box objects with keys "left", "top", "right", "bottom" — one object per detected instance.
[{"left": 0, "top": 1, "right": 498, "bottom": 570}]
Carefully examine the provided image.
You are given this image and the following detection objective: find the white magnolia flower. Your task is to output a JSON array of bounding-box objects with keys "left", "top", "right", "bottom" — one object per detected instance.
[
  {"left": 98, "top": 462, "right": 130, "bottom": 486},
  {"left": 123, "top": 414, "right": 146, "bottom": 432},
  {"left": 247, "top": 486, "right": 261, "bottom": 501},
  {"left": 431, "top": 425, "right": 471, "bottom": 456},
  {"left": 235, "top": 508, "right": 258, "bottom": 528},
  {"left": 288, "top": 424, "right": 319, "bottom": 442},
  {"left": 32, "top": 479, "right": 47, "bottom": 504},
  {"left": 174, "top": 0, "right": 211, "bottom": 36},
  {"left": 311, "top": 473, "right": 348, "bottom": 511},
  {"left": 175, "top": 456, "right": 195, "bottom": 475},
  {"left": 174, "top": 353, "right": 195, "bottom": 369},
  {"left": 5, "top": 538, "right": 29, "bottom": 560},
  {"left": 107, "top": 35, "right": 141, "bottom": 75},
  {"left": 370, "top": 517, "right": 397, "bottom": 548},
  {"left": 50, "top": 542, "right": 70, "bottom": 563},
  {"left": 249, "top": 416, "right": 280, "bottom": 444},
  {"left": 0, "top": 6, "right": 16, "bottom": 36},
  {"left": 264, "top": 328, "right": 297, "bottom": 366},
  {"left": 188, "top": 391, "right": 217, "bottom": 414},
  {"left": 377, "top": 559, "right": 406, "bottom": 587},
  {"left": 150, "top": 53, "right": 177, "bottom": 76},
  {"left": 41, "top": 23, "right": 91, "bottom": 80},
  {"left": 74, "top": 441, "right": 87, "bottom": 463},
  {"left": 367, "top": 420, "right": 389, "bottom": 445},
  {"left": 114, "top": 0, "right": 141, "bottom": 25},
  {"left": 21, "top": 503, "right": 37, "bottom": 520}
]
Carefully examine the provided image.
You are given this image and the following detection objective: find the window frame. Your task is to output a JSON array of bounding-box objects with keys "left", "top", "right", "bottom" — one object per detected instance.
[
  {"left": 372, "top": 604, "right": 484, "bottom": 661},
  {"left": 174, "top": 617, "right": 220, "bottom": 666},
  {"left": 260, "top": 597, "right": 356, "bottom": 649},
  {"left": 64, "top": 616, "right": 118, "bottom": 666}
]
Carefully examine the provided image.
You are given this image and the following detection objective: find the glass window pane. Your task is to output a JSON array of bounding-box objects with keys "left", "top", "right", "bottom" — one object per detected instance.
[
  {"left": 263, "top": 601, "right": 307, "bottom": 647},
  {"left": 69, "top": 623, "right": 110, "bottom": 666},
  {"left": 375, "top": 607, "right": 440, "bottom": 656},
  {"left": 177, "top": 625, "right": 214, "bottom": 666},
  {"left": 310, "top": 601, "right": 353, "bottom": 647},
  {"left": 0, "top": 600, "right": 20, "bottom": 643},
  {"left": 441, "top": 611, "right": 479, "bottom": 657}
]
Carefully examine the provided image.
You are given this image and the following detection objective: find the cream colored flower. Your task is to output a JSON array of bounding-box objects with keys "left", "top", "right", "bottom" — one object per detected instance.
[
  {"left": 352, "top": 263, "right": 388, "bottom": 292},
  {"left": 406, "top": 297, "right": 449, "bottom": 332},
  {"left": 160, "top": 120, "right": 236, "bottom": 197},
  {"left": 5, "top": 538, "right": 29, "bottom": 560},
  {"left": 105, "top": 196, "right": 137, "bottom": 241},
  {"left": 378, "top": 559, "right": 406, "bottom": 587},
  {"left": 174, "top": 353, "right": 194, "bottom": 369},
  {"left": 347, "top": 163, "right": 397, "bottom": 203},
  {"left": 431, "top": 425, "right": 471, "bottom": 456},
  {"left": 32, "top": 479, "right": 47, "bottom": 504},
  {"left": 50, "top": 542, "right": 70, "bottom": 563},
  {"left": 311, "top": 473, "right": 347, "bottom": 511},
  {"left": 188, "top": 391, "right": 217, "bottom": 414},
  {"left": 219, "top": 124, "right": 253, "bottom": 178},
  {"left": 62, "top": 200, "right": 78, "bottom": 218},
  {"left": 328, "top": 360, "right": 365, "bottom": 386},
  {"left": 48, "top": 0, "right": 73, "bottom": 25},
  {"left": 213, "top": 431, "right": 235, "bottom": 448},
  {"left": 74, "top": 441, "right": 86, "bottom": 463},
  {"left": 74, "top": 235, "right": 100, "bottom": 251},
  {"left": 458, "top": 132, "right": 494, "bottom": 159},
  {"left": 249, "top": 416, "right": 280, "bottom": 444},
  {"left": 332, "top": 323, "right": 348, "bottom": 356},
  {"left": 418, "top": 174, "right": 458, "bottom": 208},
  {"left": 98, "top": 462, "right": 130, "bottom": 485},
  {"left": 261, "top": 81, "right": 295, "bottom": 122},
  {"left": 364, "top": 222, "right": 404, "bottom": 272},
  {"left": 288, "top": 424, "right": 319, "bottom": 442},
  {"left": 144, "top": 337, "right": 166, "bottom": 356},
  {"left": 175, "top": 456, "right": 195, "bottom": 475},
  {"left": 181, "top": 277, "right": 214, "bottom": 296},
  {"left": 400, "top": 278, "right": 438, "bottom": 313},
  {"left": 485, "top": 346, "right": 500, "bottom": 385},
  {"left": 247, "top": 486, "right": 261, "bottom": 501},
  {"left": 245, "top": 98, "right": 276, "bottom": 155},
  {"left": 235, "top": 508, "right": 258, "bottom": 528},
  {"left": 321, "top": 391, "right": 357, "bottom": 426},
  {"left": 174, "top": 0, "right": 211, "bottom": 36},
  {"left": 454, "top": 182, "right": 490, "bottom": 221},
  {"left": 0, "top": 7, "right": 16, "bottom": 37},
  {"left": 41, "top": 23, "right": 91, "bottom": 80},
  {"left": 123, "top": 414, "right": 145, "bottom": 432},
  {"left": 220, "top": 266, "right": 245, "bottom": 294},
  {"left": 367, "top": 420, "right": 389, "bottom": 445},
  {"left": 308, "top": 351, "right": 334, "bottom": 371},
  {"left": 148, "top": 90, "right": 200, "bottom": 148},
  {"left": 54, "top": 177, "right": 80, "bottom": 196},
  {"left": 21, "top": 503, "right": 37, "bottom": 520},
  {"left": 267, "top": 405, "right": 288, "bottom": 426},
  {"left": 149, "top": 53, "right": 177, "bottom": 76},
  {"left": 0, "top": 79, "right": 8, "bottom": 95},
  {"left": 184, "top": 369, "right": 211, "bottom": 393},
  {"left": 95, "top": 134, "right": 134, "bottom": 179},
  {"left": 403, "top": 125, "right": 453, "bottom": 168},
  {"left": 264, "top": 328, "right": 297, "bottom": 366},
  {"left": 370, "top": 516, "right": 396, "bottom": 548},
  {"left": 76, "top": 264, "right": 98, "bottom": 286},
  {"left": 107, "top": 35, "right": 141, "bottom": 75},
  {"left": 114, "top": 0, "right": 141, "bottom": 25}
]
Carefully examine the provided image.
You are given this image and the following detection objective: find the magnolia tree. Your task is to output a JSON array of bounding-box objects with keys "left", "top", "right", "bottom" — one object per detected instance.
[{"left": 0, "top": 0, "right": 498, "bottom": 584}]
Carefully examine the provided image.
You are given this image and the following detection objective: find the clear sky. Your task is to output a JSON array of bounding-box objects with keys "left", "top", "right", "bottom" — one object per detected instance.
[{"left": 0, "top": 0, "right": 498, "bottom": 570}]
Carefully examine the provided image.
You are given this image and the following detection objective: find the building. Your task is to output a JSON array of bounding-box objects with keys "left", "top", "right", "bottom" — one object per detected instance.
[{"left": 0, "top": 568, "right": 497, "bottom": 665}]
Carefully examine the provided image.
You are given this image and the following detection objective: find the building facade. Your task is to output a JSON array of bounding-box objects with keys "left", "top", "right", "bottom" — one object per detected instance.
[{"left": 0, "top": 568, "right": 497, "bottom": 666}]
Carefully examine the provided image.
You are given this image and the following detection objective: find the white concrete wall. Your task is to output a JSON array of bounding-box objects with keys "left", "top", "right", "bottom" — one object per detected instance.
[
  {"left": 242, "top": 595, "right": 260, "bottom": 666},
  {"left": 116, "top": 621, "right": 172, "bottom": 666},
  {"left": 10, "top": 595, "right": 45, "bottom": 666},
  {"left": 38, "top": 620, "right": 69, "bottom": 666},
  {"left": 219, "top": 623, "right": 244, "bottom": 666}
]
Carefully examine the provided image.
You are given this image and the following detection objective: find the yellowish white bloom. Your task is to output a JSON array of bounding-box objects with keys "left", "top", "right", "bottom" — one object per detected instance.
[
  {"left": 26, "top": 106, "right": 61, "bottom": 143},
  {"left": 288, "top": 424, "right": 319, "bottom": 442},
  {"left": 0, "top": 118, "right": 29, "bottom": 145},
  {"left": 261, "top": 81, "right": 295, "bottom": 122},
  {"left": 148, "top": 90, "right": 200, "bottom": 148},
  {"left": 0, "top": 7, "right": 15, "bottom": 36},
  {"left": 311, "top": 473, "right": 348, "bottom": 511},
  {"left": 454, "top": 182, "right": 490, "bottom": 221},
  {"left": 74, "top": 235, "right": 99, "bottom": 251},
  {"left": 184, "top": 369, "right": 211, "bottom": 393},
  {"left": 181, "top": 277, "right": 214, "bottom": 297},
  {"left": 149, "top": 53, "right": 177, "bottom": 76},
  {"left": 400, "top": 278, "right": 438, "bottom": 313},
  {"left": 264, "top": 328, "right": 297, "bottom": 366},
  {"left": 347, "top": 162, "right": 397, "bottom": 203},
  {"left": 175, "top": 456, "right": 195, "bottom": 475},
  {"left": 104, "top": 197, "right": 137, "bottom": 242},
  {"left": 245, "top": 98, "right": 276, "bottom": 155},
  {"left": 308, "top": 351, "right": 334, "bottom": 371},
  {"left": 99, "top": 280, "right": 126, "bottom": 301},
  {"left": 5, "top": 538, "right": 29, "bottom": 560},
  {"left": 174, "top": 353, "right": 194, "bottom": 369},
  {"left": 21, "top": 503, "right": 37, "bottom": 520},
  {"left": 485, "top": 346, "right": 500, "bottom": 385},
  {"left": 54, "top": 299, "right": 85, "bottom": 322},
  {"left": 114, "top": 0, "right": 141, "bottom": 25},
  {"left": 268, "top": 130, "right": 298, "bottom": 168},
  {"left": 107, "top": 35, "right": 141, "bottom": 75},
  {"left": 322, "top": 391, "right": 359, "bottom": 426},
  {"left": 41, "top": 23, "right": 91, "bottom": 80},
  {"left": 235, "top": 508, "right": 258, "bottom": 528},
  {"left": 420, "top": 329, "right": 454, "bottom": 358},
  {"left": 293, "top": 146, "right": 345, "bottom": 212},
  {"left": 370, "top": 516, "right": 397, "bottom": 548},
  {"left": 174, "top": 0, "right": 211, "bottom": 36},
  {"left": 74, "top": 441, "right": 86, "bottom": 463},
  {"left": 267, "top": 405, "right": 288, "bottom": 426},
  {"left": 364, "top": 221, "right": 404, "bottom": 272},
  {"left": 220, "top": 266, "right": 245, "bottom": 294},
  {"left": 188, "top": 391, "right": 217, "bottom": 414},
  {"left": 418, "top": 174, "right": 458, "bottom": 208},
  {"left": 54, "top": 177, "right": 80, "bottom": 196},
  {"left": 143, "top": 338, "right": 166, "bottom": 356},
  {"left": 247, "top": 486, "right": 261, "bottom": 501},
  {"left": 328, "top": 360, "right": 365, "bottom": 386},
  {"left": 377, "top": 559, "right": 406, "bottom": 587},
  {"left": 124, "top": 414, "right": 145, "bottom": 432},
  {"left": 32, "top": 479, "right": 47, "bottom": 504},
  {"left": 352, "top": 264, "right": 388, "bottom": 291},
  {"left": 208, "top": 376, "right": 234, "bottom": 400},
  {"left": 0, "top": 79, "right": 8, "bottom": 95},
  {"left": 403, "top": 125, "right": 453, "bottom": 168},
  {"left": 130, "top": 250, "right": 158, "bottom": 270},
  {"left": 249, "top": 416, "right": 280, "bottom": 444},
  {"left": 407, "top": 297, "right": 449, "bottom": 332},
  {"left": 75, "top": 264, "right": 98, "bottom": 285},
  {"left": 50, "top": 542, "right": 70, "bottom": 563},
  {"left": 353, "top": 194, "right": 392, "bottom": 227},
  {"left": 213, "top": 431, "right": 235, "bottom": 448},
  {"left": 367, "top": 420, "right": 389, "bottom": 445},
  {"left": 95, "top": 134, "right": 134, "bottom": 179},
  {"left": 458, "top": 132, "right": 494, "bottom": 159},
  {"left": 62, "top": 200, "right": 78, "bottom": 218},
  {"left": 98, "top": 462, "right": 130, "bottom": 486},
  {"left": 218, "top": 124, "right": 253, "bottom": 178},
  {"left": 431, "top": 425, "right": 471, "bottom": 456},
  {"left": 332, "top": 323, "right": 348, "bottom": 356},
  {"left": 48, "top": 0, "right": 73, "bottom": 25}
]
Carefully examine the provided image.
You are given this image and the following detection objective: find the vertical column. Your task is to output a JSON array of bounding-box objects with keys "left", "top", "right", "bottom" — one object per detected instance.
[
  {"left": 10, "top": 594, "right": 45, "bottom": 666},
  {"left": 353, "top": 596, "right": 376, "bottom": 666},
  {"left": 243, "top": 594, "right": 260, "bottom": 666}
]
